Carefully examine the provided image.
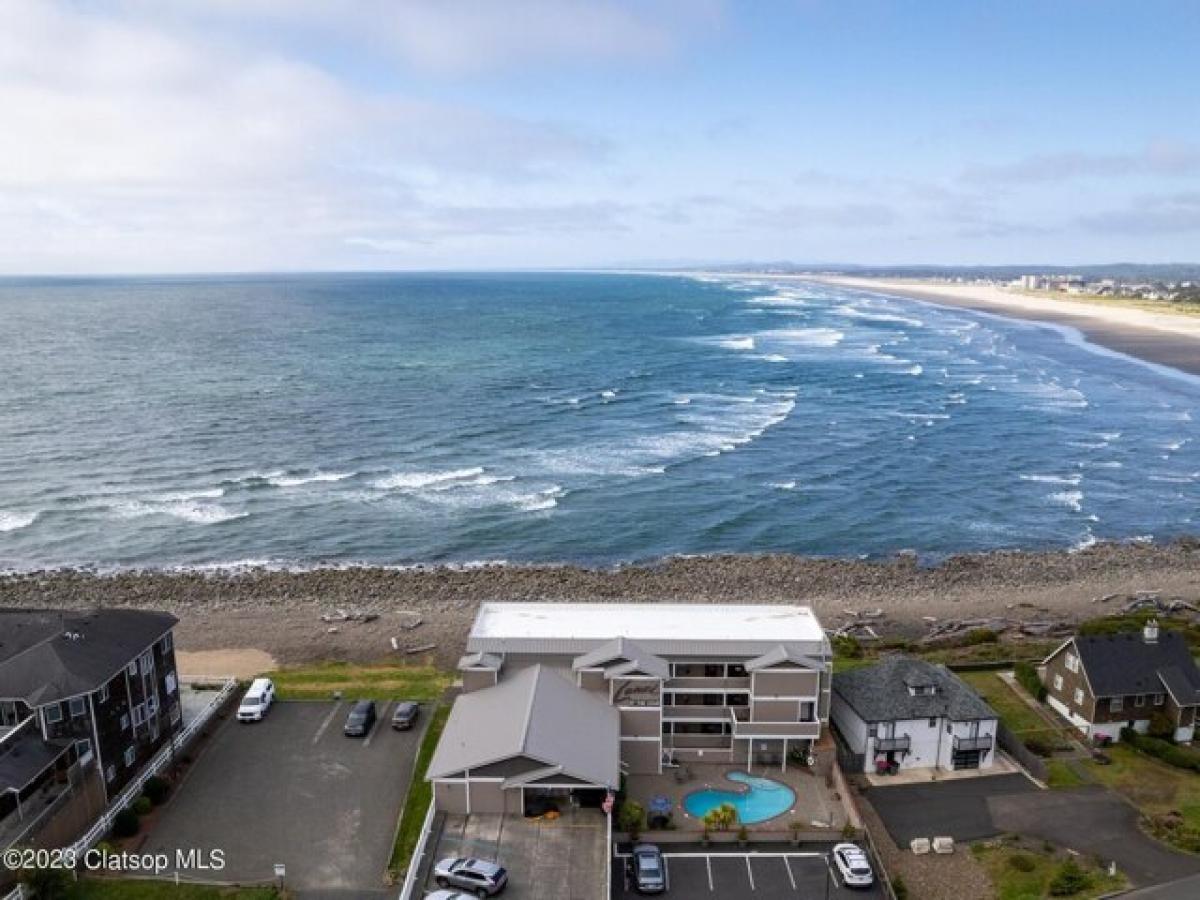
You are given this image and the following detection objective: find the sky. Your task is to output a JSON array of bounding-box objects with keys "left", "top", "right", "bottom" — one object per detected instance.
[{"left": 2, "top": 0, "right": 1199, "bottom": 274}]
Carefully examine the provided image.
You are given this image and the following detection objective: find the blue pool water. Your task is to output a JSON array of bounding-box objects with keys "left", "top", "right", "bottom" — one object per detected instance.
[{"left": 683, "top": 771, "right": 796, "bottom": 825}]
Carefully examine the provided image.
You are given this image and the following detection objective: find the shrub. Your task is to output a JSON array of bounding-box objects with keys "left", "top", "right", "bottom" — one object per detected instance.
[
  {"left": 1121, "top": 728, "right": 1200, "bottom": 773},
  {"left": 892, "top": 875, "right": 909, "bottom": 900},
  {"left": 833, "top": 635, "right": 863, "bottom": 659},
  {"left": 143, "top": 774, "right": 171, "bottom": 806},
  {"left": 1014, "top": 660, "right": 1047, "bottom": 701},
  {"left": 617, "top": 800, "right": 645, "bottom": 839},
  {"left": 1048, "top": 858, "right": 1091, "bottom": 896},
  {"left": 703, "top": 802, "right": 737, "bottom": 832},
  {"left": 841, "top": 822, "right": 860, "bottom": 841},
  {"left": 17, "top": 864, "right": 73, "bottom": 900},
  {"left": 112, "top": 807, "right": 140, "bottom": 838},
  {"left": 132, "top": 795, "right": 153, "bottom": 816},
  {"left": 1148, "top": 711, "right": 1176, "bottom": 740},
  {"left": 736, "top": 825, "right": 749, "bottom": 842},
  {"left": 965, "top": 628, "right": 999, "bottom": 646},
  {"left": 1022, "top": 733, "right": 1058, "bottom": 757},
  {"left": 1007, "top": 853, "right": 1036, "bottom": 872}
]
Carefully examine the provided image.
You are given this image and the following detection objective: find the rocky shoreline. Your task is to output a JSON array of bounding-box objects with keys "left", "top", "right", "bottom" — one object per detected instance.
[{"left": 3, "top": 540, "right": 1199, "bottom": 667}]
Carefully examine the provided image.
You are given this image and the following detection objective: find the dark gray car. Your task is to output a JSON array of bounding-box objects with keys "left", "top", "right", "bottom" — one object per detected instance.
[
  {"left": 392, "top": 700, "right": 419, "bottom": 730},
  {"left": 632, "top": 844, "right": 666, "bottom": 894},
  {"left": 432, "top": 857, "right": 508, "bottom": 897},
  {"left": 343, "top": 699, "right": 376, "bottom": 737}
]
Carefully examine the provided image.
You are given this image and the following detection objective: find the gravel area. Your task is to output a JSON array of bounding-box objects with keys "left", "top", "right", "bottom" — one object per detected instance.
[{"left": 2, "top": 540, "right": 1198, "bottom": 666}]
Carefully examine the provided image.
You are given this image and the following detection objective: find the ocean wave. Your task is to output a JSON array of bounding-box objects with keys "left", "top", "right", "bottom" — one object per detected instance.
[
  {"left": 760, "top": 327, "right": 845, "bottom": 348},
  {"left": 517, "top": 485, "right": 565, "bottom": 512},
  {"left": 1020, "top": 473, "right": 1083, "bottom": 485},
  {"left": 1049, "top": 490, "right": 1084, "bottom": 512},
  {"left": 268, "top": 471, "right": 355, "bottom": 488},
  {"left": 0, "top": 510, "right": 38, "bottom": 532},
  {"left": 152, "top": 487, "right": 226, "bottom": 502},
  {"left": 373, "top": 467, "right": 485, "bottom": 490},
  {"left": 751, "top": 353, "right": 789, "bottom": 363},
  {"left": 768, "top": 480, "right": 797, "bottom": 490},
  {"left": 111, "top": 500, "right": 247, "bottom": 524},
  {"left": 835, "top": 305, "right": 924, "bottom": 328}
]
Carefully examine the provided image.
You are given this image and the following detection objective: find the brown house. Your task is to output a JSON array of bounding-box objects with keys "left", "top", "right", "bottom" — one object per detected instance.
[{"left": 1042, "top": 620, "right": 1200, "bottom": 743}]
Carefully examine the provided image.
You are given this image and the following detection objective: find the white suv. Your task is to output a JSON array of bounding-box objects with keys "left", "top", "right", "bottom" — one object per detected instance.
[
  {"left": 832, "top": 843, "right": 874, "bottom": 889},
  {"left": 236, "top": 677, "right": 275, "bottom": 722}
]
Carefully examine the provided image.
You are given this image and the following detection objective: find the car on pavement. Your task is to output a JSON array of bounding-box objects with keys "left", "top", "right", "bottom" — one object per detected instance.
[
  {"left": 432, "top": 857, "right": 508, "bottom": 897},
  {"left": 631, "top": 843, "right": 666, "bottom": 894},
  {"left": 832, "top": 842, "right": 875, "bottom": 888},
  {"left": 236, "top": 677, "right": 275, "bottom": 722},
  {"left": 343, "top": 699, "right": 377, "bottom": 737},
  {"left": 392, "top": 700, "right": 420, "bottom": 730},
  {"left": 424, "top": 892, "right": 475, "bottom": 900}
]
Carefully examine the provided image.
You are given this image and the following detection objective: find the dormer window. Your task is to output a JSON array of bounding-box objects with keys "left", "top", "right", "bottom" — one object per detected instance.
[{"left": 907, "top": 683, "right": 938, "bottom": 697}]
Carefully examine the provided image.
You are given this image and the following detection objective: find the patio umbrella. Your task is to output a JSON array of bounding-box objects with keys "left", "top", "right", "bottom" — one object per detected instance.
[{"left": 648, "top": 795, "right": 673, "bottom": 815}]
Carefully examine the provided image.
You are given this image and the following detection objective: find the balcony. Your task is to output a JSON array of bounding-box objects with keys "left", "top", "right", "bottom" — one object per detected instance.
[
  {"left": 665, "top": 676, "right": 751, "bottom": 691},
  {"left": 874, "top": 735, "right": 911, "bottom": 753},
  {"left": 953, "top": 735, "right": 993, "bottom": 753},
  {"left": 663, "top": 705, "right": 748, "bottom": 722}
]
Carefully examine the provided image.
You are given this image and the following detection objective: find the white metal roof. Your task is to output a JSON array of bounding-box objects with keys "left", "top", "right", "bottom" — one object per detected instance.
[{"left": 469, "top": 602, "right": 826, "bottom": 651}]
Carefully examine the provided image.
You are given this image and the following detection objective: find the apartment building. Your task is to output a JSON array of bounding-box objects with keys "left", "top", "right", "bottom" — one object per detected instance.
[{"left": 428, "top": 602, "right": 831, "bottom": 815}]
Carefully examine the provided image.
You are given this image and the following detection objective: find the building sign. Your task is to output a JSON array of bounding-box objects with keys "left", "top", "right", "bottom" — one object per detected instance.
[{"left": 613, "top": 679, "right": 660, "bottom": 707}]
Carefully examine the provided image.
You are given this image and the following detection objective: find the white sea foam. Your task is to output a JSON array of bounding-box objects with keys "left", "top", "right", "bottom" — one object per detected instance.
[
  {"left": 835, "top": 305, "right": 924, "bottom": 328},
  {"left": 1020, "top": 473, "right": 1083, "bottom": 485},
  {"left": 0, "top": 511, "right": 37, "bottom": 532},
  {"left": 601, "top": 389, "right": 618, "bottom": 400},
  {"left": 1049, "top": 490, "right": 1084, "bottom": 512},
  {"left": 517, "top": 485, "right": 565, "bottom": 512},
  {"left": 716, "top": 336, "right": 756, "bottom": 351},
  {"left": 905, "top": 364, "right": 924, "bottom": 376},
  {"left": 268, "top": 471, "right": 354, "bottom": 488},
  {"left": 112, "top": 499, "right": 246, "bottom": 524},
  {"left": 760, "top": 327, "right": 845, "bottom": 348},
  {"left": 752, "top": 354, "right": 789, "bottom": 363},
  {"left": 769, "top": 480, "right": 797, "bottom": 490},
  {"left": 1071, "top": 531, "right": 1098, "bottom": 552},
  {"left": 373, "top": 467, "right": 485, "bottom": 490},
  {"left": 152, "top": 487, "right": 226, "bottom": 502}
]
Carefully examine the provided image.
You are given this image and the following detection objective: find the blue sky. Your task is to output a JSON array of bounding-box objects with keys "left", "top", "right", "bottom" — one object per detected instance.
[{"left": 2, "top": 0, "right": 1198, "bottom": 273}]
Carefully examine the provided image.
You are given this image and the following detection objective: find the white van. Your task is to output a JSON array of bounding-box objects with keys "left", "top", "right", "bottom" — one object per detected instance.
[{"left": 237, "top": 677, "right": 275, "bottom": 722}]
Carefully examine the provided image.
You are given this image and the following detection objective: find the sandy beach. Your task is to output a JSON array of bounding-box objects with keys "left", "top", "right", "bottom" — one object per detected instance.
[
  {"left": 3, "top": 541, "right": 1199, "bottom": 669},
  {"left": 813, "top": 275, "right": 1200, "bottom": 378}
]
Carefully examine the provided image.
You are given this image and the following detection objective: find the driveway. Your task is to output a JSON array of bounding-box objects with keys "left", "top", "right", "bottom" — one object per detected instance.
[
  {"left": 144, "top": 701, "right": 424, "bottom": 898},
  {"left": 866, "top": 773, "right": 1036, "bottom": 845},
  {"left": 990, "top": 787, "right": 1200, "bottom": 887}
]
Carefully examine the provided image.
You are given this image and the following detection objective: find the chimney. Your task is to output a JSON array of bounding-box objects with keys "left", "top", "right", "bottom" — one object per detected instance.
[{"left": 1143, "top": 619, "right": 1159, "bottom": 644}]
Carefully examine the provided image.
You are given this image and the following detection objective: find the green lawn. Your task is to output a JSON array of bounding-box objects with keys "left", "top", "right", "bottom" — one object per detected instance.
[
  {"left": 267, "top": 662, "right": 453, "bottom": 702},
  {"left": 960, "top": 671, "right": 1049, "bottom": 734},
  {"left": 1044, "top": 758, "right": 1087, "bottom": 789},
  {"left": 388, "top": 703, "right": 452, "bottom": 880},
  {"left": 1081, "top": 744, "right": 1200, "bottom": 832},
  {"left": 68, "top": 881, "right": 278, "bottom": 899},
  {"left": 972, "top": 842, "right": 1125, "bottom": 900}
]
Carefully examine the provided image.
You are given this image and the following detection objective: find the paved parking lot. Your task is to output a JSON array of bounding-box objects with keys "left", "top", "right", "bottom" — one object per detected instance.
[
  {"left": 611, "top": 847, "right": 886, "bottom": 898},
  {"left": 866, "top": 772, "right": 1036, "bottom": 845},
  {"left": 144, "top": 701, "right": 423, "bottom": 899},
  {"left": 423, "top": 809, "right": 608, "bottom": 900}
]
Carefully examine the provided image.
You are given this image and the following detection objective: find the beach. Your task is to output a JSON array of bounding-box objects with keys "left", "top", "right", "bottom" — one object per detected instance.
[
  {"left": 3, "top": 541, "right": 1198, "bottom": 668},
  {"left": 813, "top": 276, "right": 1200, "bottom": 378}
]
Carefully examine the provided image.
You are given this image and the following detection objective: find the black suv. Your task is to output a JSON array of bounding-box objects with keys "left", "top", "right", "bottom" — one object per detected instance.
[
  {"left": 391, "top": 701, "right": 419, "bottom": 730},
  {"left": 343, "top": 699, "right": 377, "bottom": 737}
]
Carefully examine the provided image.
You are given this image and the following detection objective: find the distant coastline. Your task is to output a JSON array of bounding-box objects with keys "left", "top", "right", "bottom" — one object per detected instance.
[{"left": 810, "top": 275, "right": 1200, "bottom": 379}]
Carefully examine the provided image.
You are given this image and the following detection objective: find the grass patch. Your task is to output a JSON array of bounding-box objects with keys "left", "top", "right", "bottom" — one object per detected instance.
[
  {"left": 388, "top": 703, "right": 452, "bottom": 880},
  {"left": 1081, "top": 743, "right": 1200, "bottom": 850},
  {"left": 68, "top": 881, "right": 278, "bottom": 899},
  {"left": 1045, "top": 759, "right": 1087, "bottom": 789},
  {"left": 267, "top": 662, "right": 453, "bottom": 702},
  {"left": 1016, "top": 288, "right": 1200, "bottom": 319},
  {"left": 972, "top": 841, "right": 1125, "bottom": 900},
  {"left": 960, "top": 672, "right": 1048, "bottom": 734}
]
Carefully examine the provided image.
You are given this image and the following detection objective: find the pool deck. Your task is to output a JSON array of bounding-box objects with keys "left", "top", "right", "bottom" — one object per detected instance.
[{"left": 624, "top": 762, "right": 848, "bottom": 836}]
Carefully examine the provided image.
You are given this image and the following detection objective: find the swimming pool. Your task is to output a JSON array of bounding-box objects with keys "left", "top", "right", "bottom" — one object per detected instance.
[{"left": 683, "top": 771, "right": 796, "bottom": 825}]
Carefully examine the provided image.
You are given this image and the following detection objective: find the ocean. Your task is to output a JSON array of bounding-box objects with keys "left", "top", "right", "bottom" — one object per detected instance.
[{"left": 0, "top": 272, "right": 1197, "bottom": 571}]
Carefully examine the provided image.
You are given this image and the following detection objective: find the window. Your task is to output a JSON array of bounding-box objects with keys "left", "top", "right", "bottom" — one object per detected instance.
[
  {"left": 132, "top": 704, "right": 145, "bottom": 726},
  {"left": 1065, "top": 653, "right": 1078, "bottom": 673},
  {"left": 105, "top": 765, "right": 115, "bottom": 783},
  {"left": 1153, "top": 694, "right": 1166, "bottom": 706},
  {"left": 1074, "top": 688, "right": 1084, "bottom": 706},
  {"left": 124, "top": 746, "right": 135, "bottom": 767},
  {"left": 160, "top": 633, "right": 173, "bottom": 653},
  {"left": 146, "top": 695, "right": 158, "bottom": 716},
  {"left": 98, "top": 684, "right": 109, "bottom": 703},
  {"left": 120, "top": 713, "right": 130, "bottom": 731},
  {"left": 1135, "top": 695, "right": 1145, "bottom": 707},
  {"left": 1053, "top": 674, "right": 1063, "bottom": 691},
  {"left": 928, "top": 717, "right": 938, "bottom": 727},
  {"left": 1111, "top": 697, "right": 1123, "bottom": 712},
  {"left": 127, "top": 661, "right": 137, "bottom": 677},
  {"left": 69, "top": 697, "right": 86, "bottom": 718},
  {"left": 74, "top": 739, "right": 93, "bottom": 763},
  {"left": 44, "top": 703, "right": 63, "bottom": 724},
  {"left": 164, "top": 671, "right": 177, "bottom": 695}
]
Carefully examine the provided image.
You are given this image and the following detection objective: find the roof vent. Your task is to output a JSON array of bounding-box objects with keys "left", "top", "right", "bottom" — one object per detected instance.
[{"left": 1143, "top": 619, "right": 1159, "bottom": 644}]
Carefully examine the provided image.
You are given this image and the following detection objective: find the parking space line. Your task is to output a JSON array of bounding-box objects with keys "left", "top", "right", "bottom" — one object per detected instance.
[
  {"left": 706, "top": 855, "right": 713, "bottom": 891},
  {"left": 783, "top": 855, "right": 796, "bottom": 890},
  {"left": 745, "top": 855, "right": 755, "bottom": 890},
  {"left": 311, "top": 700, "right": 341, "bottom": 744},
  {"left": 363, "top": 702, "right": 389, "bottom": 749}
]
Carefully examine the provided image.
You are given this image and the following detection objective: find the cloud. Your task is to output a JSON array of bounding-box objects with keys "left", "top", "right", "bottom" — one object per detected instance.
[
  {"left": 152, "top": 0, "right": 722, "bottom": 75},
  {"left": 963, "top": 141, "right": 1200, "bottom": 184},
  {"left": 1077, "top": 192, "right": 1200, "bottom": 235}
]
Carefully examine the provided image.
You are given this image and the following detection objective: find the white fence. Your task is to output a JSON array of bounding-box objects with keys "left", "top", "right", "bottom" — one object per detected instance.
[
  {"left": 67, "top": 678, "right": 237, "bottom": 856},
  {"left": 397, "top": 800, "right": 436, "bottom": 900}
]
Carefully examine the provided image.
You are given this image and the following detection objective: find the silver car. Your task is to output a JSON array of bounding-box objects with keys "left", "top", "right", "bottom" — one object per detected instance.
[
  {"left": 832, "top": 842, "right": 874, "bottom": 888},
  {"left": 432, "top": 857, "right": 508, "bottom": 897}
]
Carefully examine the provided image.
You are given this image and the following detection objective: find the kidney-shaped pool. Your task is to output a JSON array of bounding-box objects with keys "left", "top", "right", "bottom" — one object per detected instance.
[{"left": 683, "top": 771, "right": 796, "bottom": 825}]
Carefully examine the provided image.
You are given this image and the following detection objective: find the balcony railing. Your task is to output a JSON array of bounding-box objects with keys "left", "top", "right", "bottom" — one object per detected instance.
[
  {"left": 874, "top": 735, "right": 911, "bottom": 753},
  {"left": 665, "top": 676, "right": 751, "bottom": 690},
  {"left": 953, "top": 734, "right": 993, "bottom": 752},
  {"left": 662, "top": 705, "right": 747, "bottom": 721}
]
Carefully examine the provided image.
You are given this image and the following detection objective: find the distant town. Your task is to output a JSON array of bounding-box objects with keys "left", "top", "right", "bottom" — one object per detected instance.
[{"left": 956, "top": 273, "right": 1200, "bottom": 304}]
